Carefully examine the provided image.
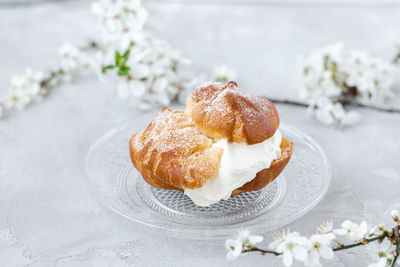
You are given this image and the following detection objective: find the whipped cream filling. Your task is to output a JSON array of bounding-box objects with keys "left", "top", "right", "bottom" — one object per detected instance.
[{"left": 184, "top": 130, "right": 282, "bottom": 207}]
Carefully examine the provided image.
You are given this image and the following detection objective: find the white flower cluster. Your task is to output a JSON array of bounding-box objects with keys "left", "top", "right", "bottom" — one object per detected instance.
[
  {"left": 225, "top": 230, "right": 263, "bottom": 260},
  {"left": 226, "top": 210, "right": 400, "bottom": 267},
  {"left": 300, "top": 42, "right": 394, "bottom": 127},
  {"left": 0, "top": 0, "right": 238, "bottom": 118},
  {"left": 91, "top": 0, "right": 148, "bottom": 47},
  {"left": 0, "top": 68, "right": 45, "bottom": 116},
  {"left": 367, "top": 210, "right": 400, "bottom": 267},
  {"left": 59, "top": 43, "right": 95, "bottom": 77},
  {"left": 0, "top": 43, "right": 92, "bottom": 118},
  {"left": 91, "top": 0, "right": 197, "bottom": 109}
]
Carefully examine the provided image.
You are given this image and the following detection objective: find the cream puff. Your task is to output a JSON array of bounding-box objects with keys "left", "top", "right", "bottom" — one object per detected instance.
[{"left": 129, "top": 81, "right": 293, "bottom": 206}]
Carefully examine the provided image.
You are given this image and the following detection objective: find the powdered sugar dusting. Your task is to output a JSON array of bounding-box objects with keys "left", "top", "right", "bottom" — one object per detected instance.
[{"left": 187, "top": 81, "right": 279, "bottom": 144}]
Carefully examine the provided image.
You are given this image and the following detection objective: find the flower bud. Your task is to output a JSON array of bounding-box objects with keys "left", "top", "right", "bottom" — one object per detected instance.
[
  {"left": 387, "top": 229, "right": 393, "bottom": 237},
  {"left": 391, "top": 210, "right": 399, "bottom": 222}
]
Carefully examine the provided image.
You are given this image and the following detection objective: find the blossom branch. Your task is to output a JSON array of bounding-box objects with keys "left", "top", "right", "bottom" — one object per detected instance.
[
  {"left": 266, "top": 97, "right": 400, "bottom": 114},
  {"left": 243, "top": 247, "right": 282, "bottom": 256},
  {"left": 242, "top": 235, "right": 385, "bottom": 256},
  {"left": 226, "top": 211, "right": 400, "bottom": 266},
  {"left": 332, "top": 234, "right": 386, "bottom": 252}
]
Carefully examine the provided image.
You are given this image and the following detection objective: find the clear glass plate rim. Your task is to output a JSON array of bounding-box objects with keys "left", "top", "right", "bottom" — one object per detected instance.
[{"left": 84, "top": 117, "right": 331, "bottom": 239}]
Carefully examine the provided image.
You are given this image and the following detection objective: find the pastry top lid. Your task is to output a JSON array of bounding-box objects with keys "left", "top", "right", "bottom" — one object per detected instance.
[{"left": 185, "top": 81, "right": 280, "bottom": 145}]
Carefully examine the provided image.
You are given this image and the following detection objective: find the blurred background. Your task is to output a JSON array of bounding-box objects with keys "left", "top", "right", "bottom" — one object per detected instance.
[
  {"left": 1, "top": 0, "right": 400, "bottom": 99},
  {"left": 1, "top": 1, "right": 400, "bottom": 266}
]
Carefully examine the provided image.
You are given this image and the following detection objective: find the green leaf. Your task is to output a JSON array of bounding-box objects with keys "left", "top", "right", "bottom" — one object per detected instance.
[
  {"left": 123, "top": 49, "right": 130, "bottom": 59},
  {"left": 118, "top": 57, "right": 128, "bottom": 67},
  {"left": 116, "top": 49, "right": 130, "bottom": 67},
  {"left": 102, "top": 65, "right": 115, "bottom": 74},
  {"left": 115, "top": 51, "right": 121, "bottom": 65},
  {"left": 117, "top": 66, "right": 130, "bottom": 76}
]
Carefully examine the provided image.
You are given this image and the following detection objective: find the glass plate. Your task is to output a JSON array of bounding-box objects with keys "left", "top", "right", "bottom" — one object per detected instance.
[{"left": 85, "top": 113, "right": 331, "bottom": 239}]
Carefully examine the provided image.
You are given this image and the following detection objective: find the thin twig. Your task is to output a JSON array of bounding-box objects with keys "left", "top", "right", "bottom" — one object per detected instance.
[
  {"left": 267, "top": 98, "right": 308, "bottom": 108},
  {"left": 266, "top": 97, "right": 400, "bottom": 114},
  {"left": 333, "top": 235, "right": 385, "bottom": 252},
  {"left": 243, "top": 247, "right": 282, "bottom": 256}
]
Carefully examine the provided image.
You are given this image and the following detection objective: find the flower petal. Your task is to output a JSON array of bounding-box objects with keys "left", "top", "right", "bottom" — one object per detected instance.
[
  {"left": 292, "top": 245, "right": 308, "bottom": 261},
  {"left": 248, "top": 235, "right": 263, "bottom": 245},
  {"left": 319, "top": 246, "right": 334, "bottom": 259},
  {"left": 282, "top": 251, "right": 293, "bottom": 267}
]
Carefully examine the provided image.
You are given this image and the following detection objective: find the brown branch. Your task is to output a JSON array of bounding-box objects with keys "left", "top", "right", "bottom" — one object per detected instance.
[
  {"left": 243, "top": 247, "right": 282, "bottom": 256},
  {"left": 266, "top": 97, "right": 400, "bottom": 114}
]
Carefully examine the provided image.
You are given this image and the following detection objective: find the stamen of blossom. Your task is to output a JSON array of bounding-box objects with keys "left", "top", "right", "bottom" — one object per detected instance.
[
  {"left": 317, "top": 219, "right": 334, "bottom": 234},
  {"left": 306, "top": 233, "right": 335, "bottom": 266}
]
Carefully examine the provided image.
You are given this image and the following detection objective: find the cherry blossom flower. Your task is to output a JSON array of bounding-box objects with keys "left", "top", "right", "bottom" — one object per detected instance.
[
  {"left": 269, "top": 230, "right": 309, "bottom": 266},
  {"left": 213, "top": 65, "right": 237, "bottom": 83},
  {"left": 3, "top": 68, "right": 44, "bottom": 111},
  {"left": 367, "top": 239, "right": 395, "bottom": 267},
  {"left": 307, "top": 97, "right": 361, "bottom": 127},
  {"left": 334, "top": 220, "right": 368, "bottom": 242},
  {"left": 306, "top": 233, "right": 335, "bottom": 267},
  {"left": 59, "top": 43, "right": 80, "bottom": 72},
  {"left": 92, "top": 0, "right": 148, "bottom": 46},
  {"left": 225, "top": 230, "right": 263, "bottom": 260}
]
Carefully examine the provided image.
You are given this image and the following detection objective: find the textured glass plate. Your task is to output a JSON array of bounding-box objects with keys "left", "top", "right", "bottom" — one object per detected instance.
[{"left": 85, "top": 113, "right": 330, "bottom": 239}]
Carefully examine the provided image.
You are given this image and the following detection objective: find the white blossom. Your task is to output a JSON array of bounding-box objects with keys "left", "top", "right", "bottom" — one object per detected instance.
[
  {"left": 3, "top": 68, "right": 44, "bottom": 111},
  {"left": 59, "top": 43, "right": 96, "bottom": 73},
  {"left": 307, "top": 97, "right": 361, "bottom": 127},
  {"left": 91, "top": 0, "right": 197, "bottom": 109},
  {"left": 306, "top": 233, "right": 335, "bottom": 267},
  {"left": 224, "top": 230, "right": 263, "bottom": 260},
  {"left": 367, "top": 239, "right": 394, "bottom": 267},
  {"left": 300, "top": 42, "right": 394, "bottom": 127},
  {"left": 59, "top": 43, "right": 80, "bottom": 72},
  {"left": 334, "top": 220, "right": 368, "bottom": 242},
  {"left": 317, "top": 220, "right": 334, "bottom": 234},
  {"left": 269, "top": 230, "right": 309, "bottom": 266},
  {"left": 92, "top": 0, "right": 148, "bottom": 45},
  {"left": 213, "top": 65, "right": 237, "bottom": 83}
]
